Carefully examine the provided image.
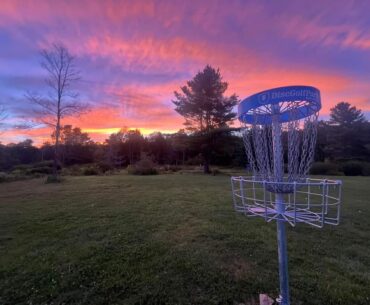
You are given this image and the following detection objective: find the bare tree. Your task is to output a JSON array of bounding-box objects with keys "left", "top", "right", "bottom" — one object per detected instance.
[{"left": 26, "top": 43, "right": 88, "bottom": 179}]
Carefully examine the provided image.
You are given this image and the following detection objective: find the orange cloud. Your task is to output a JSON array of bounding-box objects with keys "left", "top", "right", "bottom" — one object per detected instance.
[{"left": 1, "top": 0, "right": 369, "bottom": 146}]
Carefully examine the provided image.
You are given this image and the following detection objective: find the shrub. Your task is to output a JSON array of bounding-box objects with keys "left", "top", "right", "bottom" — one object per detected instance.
[
  {"left": 10, "top": 169, "right": 25, "bottom": 176},
  {"left": 185, "top": 155, "right": 202, "bottom": 166},
  {"left": 342, "top": 161, "right": 364, "bottom": 176},
  {"left": 65, "top": 165, "right": 83, "bottom": 176},
  {"left": 362, "top": 163, "right": 370, "bottom": 176},
  {"left": 127, "top": 157, "right": 158, "bottom": 175},
  {"left": 27, "top": 166, "right": 53, "bottom": 175},
  {"left": 162, "top": 165, "right": 182, "bottom": 172},
  {"left": 12, "top": 164, "right": 32, "bottom": 171},
  {"left": 82, "top": 167, "right": 99, "bottom": 176},
  {"left": 12, "top": 160, "right": 59, "bottom": 174},
  {"left": 309, "top": 162, "right": 342, "bottom": 175},
  {"left": 34, "top": 160, "right": 54, "bottom": 168},
  {"left": 45, "top": 175, "right": 62, "bottom": 183},
  {"left": 32, "top": 161, "right": 60, "bottom": 170},
  {"left": 97, "top": 162, "right": 114, "bottom": 173},
  {"left": 211, "top": 168, "right": 222, "bottom": 176},
  {"left": 0, "top": 172, "right": 10, "bottom": 183}
]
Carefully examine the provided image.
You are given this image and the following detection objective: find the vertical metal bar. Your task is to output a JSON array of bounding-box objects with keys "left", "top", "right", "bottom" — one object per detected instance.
[
  {"left": 271, "top": 110, "right": 290, "bottom": 305},
  {"left": 263, "top": 181, "right": 267, "bottom": 220},
  {"left": 307, "top": 178, "right": 311, "bottom": 210},
  {"left": 276, "top": 193, "right": 290, "bottom": 305},
  {"left": 252, "top": 180, "right": 256, "bottom": 203},
  {"left": 320, "top": 182, "right": 325, "bottom": 228},
  {"left": 240, "top": 178, "right": 246, "bottom": 211},
  {"left": 324, "top": 179, "right": 329, "bottom": 215},
  {"left": 270, "top": 191, "right": 273, "bottom": 207},
  {"left": 231, "top": 177, "right": 236, "bottom": 209},
  {"left": 336, "top": 181, "right": 342, "bottom": 225},
  {"left": 293, "top": 182, "right": 297, "bottom": 227}
]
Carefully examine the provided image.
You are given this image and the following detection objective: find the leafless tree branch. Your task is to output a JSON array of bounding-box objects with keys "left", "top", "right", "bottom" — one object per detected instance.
[{"left": 26, "top": 42, "right": 89, "bottom": 178}]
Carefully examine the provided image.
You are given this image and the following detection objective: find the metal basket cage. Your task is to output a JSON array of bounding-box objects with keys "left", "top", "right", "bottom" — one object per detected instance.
[{"left": 231, "top": 176, "right": 342, "bottom": 228}]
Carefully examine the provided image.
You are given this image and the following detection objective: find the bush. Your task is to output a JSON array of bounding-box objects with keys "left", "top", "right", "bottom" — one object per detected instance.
[
  {"left": 342, "top": 161, "right": 364, "bottom": 176},
  {"left": 34, "top": 160, "right": 54, "bottom": 168},
  {"left": 0, "top": 172, "right": 10, "bottom": 183},
  {"left": 27, "top": 166, "right": 53, "bottom": 175},
  {"left": 45, "top": 175, "right": 62, "bottom": 183},
  {"left": 0, "top": 171, "right": 34, "bottom": 183},
  {"left": 62, "top": 165, "right": 83, "bottom": 176},
  {"left": 185, "top": 155, "right": 202, "bottom": 166},
  {"left": 127, "top": 157, "right": 158, "bottom": 175},
  {"left": 10, "top": 169, "right": 25, "bottom": 176},
  {"left": 12, "top": 164, "right": 32, "bottom": 171},
  {"left": 97, "top": 162, "right": 114, "bottom": 173},
  {"left": 162, "top": 165, "right": 182, "bottom": 172},
  {"left": 11, "top": 160, "right": 59, "bottom": 175},
  {"left": 211, "top": 168, "right": 222, "bottom": 176},
  {"left": 309, "top": 162, "right": 342, "bottom": 175},
  {"left": 82, "top": 167, "right": 99, "bottom": 176},
  {"left": 362, "top": 163, "right": 370, "bottom": 176}
]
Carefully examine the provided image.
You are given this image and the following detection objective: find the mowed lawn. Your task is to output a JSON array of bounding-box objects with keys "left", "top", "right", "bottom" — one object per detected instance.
[{"left": 0, "top": 173, "right": 369, "bottom": 305}]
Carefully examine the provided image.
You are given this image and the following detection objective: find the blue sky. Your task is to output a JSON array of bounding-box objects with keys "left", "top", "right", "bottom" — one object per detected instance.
[{"left": 0, "top": 0, "right": 369, "bottom": 143}]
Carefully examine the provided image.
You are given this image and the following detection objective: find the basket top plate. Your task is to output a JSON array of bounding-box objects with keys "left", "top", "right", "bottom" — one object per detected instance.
[{"left": 238, "top": 85, "right": 321, "bottom": 125}]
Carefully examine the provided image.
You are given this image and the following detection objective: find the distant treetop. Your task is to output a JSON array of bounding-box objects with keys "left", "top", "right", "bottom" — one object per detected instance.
[{"left": 329, "top": 102, "right": 366, "bottom": 126}]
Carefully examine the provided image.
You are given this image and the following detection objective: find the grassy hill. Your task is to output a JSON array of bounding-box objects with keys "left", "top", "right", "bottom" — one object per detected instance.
[{"left": 0, "top": 173, "right": 369, "bottom": 304}]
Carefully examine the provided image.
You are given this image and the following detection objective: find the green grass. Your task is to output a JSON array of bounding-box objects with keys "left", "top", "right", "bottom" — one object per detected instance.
[{"left": 0, "top": 173, "right": 369, "bottom": 305}]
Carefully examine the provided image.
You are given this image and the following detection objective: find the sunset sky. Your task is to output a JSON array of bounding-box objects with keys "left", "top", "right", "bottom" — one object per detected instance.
[{"left": 1, "top": 0, "right": 370, "bottom": 144}]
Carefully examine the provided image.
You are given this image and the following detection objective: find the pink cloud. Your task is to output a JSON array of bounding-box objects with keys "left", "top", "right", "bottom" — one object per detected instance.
[
  {"left": 1, "top": 0, "right": 369, "bottom": 145},
  {"left": 281, "top": 14, "right": 370, "bottom": 51}
]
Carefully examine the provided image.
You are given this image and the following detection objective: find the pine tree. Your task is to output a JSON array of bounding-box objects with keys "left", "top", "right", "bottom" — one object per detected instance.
[{"left": 172, "top": 65, "right": 239, "bottom": 173}]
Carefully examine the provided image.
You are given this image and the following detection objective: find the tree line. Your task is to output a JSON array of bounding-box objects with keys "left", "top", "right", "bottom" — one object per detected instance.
[
  {"left": 0, "top": 126, "right": 245, "bottom": 172},
  {"left": 1, "top": 100, "right": 369, "bottom": 175},
  {"left": 0, "top": 44, "right": 369, "bottom": 177}
]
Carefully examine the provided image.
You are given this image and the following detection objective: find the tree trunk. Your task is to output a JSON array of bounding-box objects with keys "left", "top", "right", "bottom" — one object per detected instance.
[
  {"left": 53, "top": 122, "right": 60, "bottom": 179},
  {"left": 203, "top": 162, "right": 210, "bottom": 174},
  {"left": 201, "top": 132, "right": 211, "bottom": 174},
  {"left": 203, "top": 158, "right": 210, "bottom": 174},
  {"left": 53, "top": 101, "right": 62, "bottom": 179}
]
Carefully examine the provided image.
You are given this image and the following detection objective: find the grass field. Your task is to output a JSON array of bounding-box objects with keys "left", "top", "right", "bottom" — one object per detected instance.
[{"left": 0, "top": 173, "right": 369, "bottom": 305}]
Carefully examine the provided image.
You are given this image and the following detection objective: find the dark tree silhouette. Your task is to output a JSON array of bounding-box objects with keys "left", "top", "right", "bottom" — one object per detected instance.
[
  {"left": 329, "top": 102, "right": 366, "bottom": 126},
  {"left": 26, "top": 43, "right": 88, "bottom": 179},
  {"left": 125, "top": 129, "right": 145, "bottom": 165},
  {"left": 172, "top": 65, "right": 239, "bottom": 173},
  {"left": 326, "top": 102, "right": 369, "bottom": 161},
  {"left": 171, "top": 129, "right": 189, "bottom": 165}
]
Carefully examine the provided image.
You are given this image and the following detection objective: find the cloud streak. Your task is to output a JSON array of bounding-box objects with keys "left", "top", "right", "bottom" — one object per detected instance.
[{"left": 1, "top": 0, "right": 370, "bottom": 144}]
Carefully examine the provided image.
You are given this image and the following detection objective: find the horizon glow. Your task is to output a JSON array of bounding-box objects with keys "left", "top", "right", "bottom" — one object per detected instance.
[{"left": 1, "top": 0, "right": 370, "bottom": 144}]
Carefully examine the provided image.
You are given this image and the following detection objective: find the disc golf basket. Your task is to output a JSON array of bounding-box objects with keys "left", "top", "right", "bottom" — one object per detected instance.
[{"left": 231, "top": 86, "right": 342, "bottom": 305}]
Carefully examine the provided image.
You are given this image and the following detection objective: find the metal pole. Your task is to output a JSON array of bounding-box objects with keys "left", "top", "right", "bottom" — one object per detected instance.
[
  {"left": 276, "top": 193, "right": 290, "bottom": 305},
  {"left": 271, "top": 107, "right": 290, "bottom": 305}
]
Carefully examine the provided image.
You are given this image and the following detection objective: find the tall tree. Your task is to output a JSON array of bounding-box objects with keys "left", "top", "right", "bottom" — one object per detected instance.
[
  {"left": 59, "top": 125, "right": 91, "bottom": 146},
  {"left": 327, "top": 102, "right": 369, "bottom": 161},
  {"left": 329, "top": 102, "right": 366, "bottom": 126},
  {"left": 171, "top": 129, "right": 188, "bottom": 165},
  {"left": 106, "top": 128, "right": 126, "bottom": 167},
  {"left": 125, "top": 129, "right": 144, "bottom": 165},
  {"left": 26, "top": 43, "right": 88, "bottom": 179},
  {"left": 147, "top": 132, "right": 170, "bottom": 164},
  {"left": 172, "top": 65, "right": 239, "bottom": 173}
]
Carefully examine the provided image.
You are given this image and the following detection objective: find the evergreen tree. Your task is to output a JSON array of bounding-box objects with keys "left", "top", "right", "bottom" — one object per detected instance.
[
  {"left": 329, "top": 102, "right": 366, "bottom": 126},
  {"left": 172, "top": 65, "right": 239, "bottom": 173}
]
